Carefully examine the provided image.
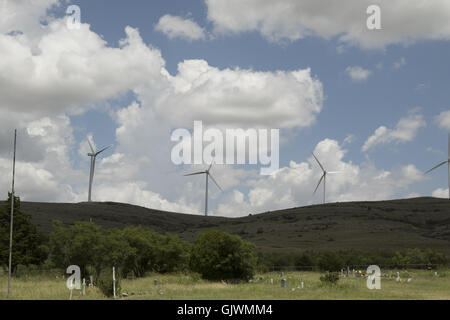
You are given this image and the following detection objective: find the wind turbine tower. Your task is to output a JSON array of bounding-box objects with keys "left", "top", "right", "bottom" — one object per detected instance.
[
  {"left": 312, "top": 152, "right": 341, "bottom": 204},
  {"left": 184, "top": 162, "right": 222, "bottom": 216},
  {"left": 87, "top": 137, "right": 110, "bottom": 202}
]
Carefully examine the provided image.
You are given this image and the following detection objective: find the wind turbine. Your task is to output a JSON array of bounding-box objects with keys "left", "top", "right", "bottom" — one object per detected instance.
[
  {"left": 184, "top": 162, "right": 222, "bottom": 216},
  {"left": 312, "top": 152, "right": 340, "bottom": 204},
  {"left": 425, "top": 134, "right": 450, "bottom": 199},
  {"left": 87, "top": 136, "right": 110, "bottom": 202}
]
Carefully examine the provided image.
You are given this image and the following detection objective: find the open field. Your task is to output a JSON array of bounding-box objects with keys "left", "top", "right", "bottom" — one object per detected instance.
[{"left": 1, "top": 270, "right": 450, "bottom": 300}]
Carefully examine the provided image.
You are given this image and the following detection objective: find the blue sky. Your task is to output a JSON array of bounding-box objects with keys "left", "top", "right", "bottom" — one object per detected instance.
[{"left": 0, "top": 0, "right": 449, "bottom": 216}]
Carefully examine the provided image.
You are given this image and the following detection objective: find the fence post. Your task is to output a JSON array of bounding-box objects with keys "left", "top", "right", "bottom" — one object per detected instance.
[{"left": 113, "top": 266, "right": 116, "bottom": 299}]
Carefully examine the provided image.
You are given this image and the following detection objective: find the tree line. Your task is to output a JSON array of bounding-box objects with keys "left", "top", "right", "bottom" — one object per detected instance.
[
  {"left": 0, "top": 194, "right": 448, "bottom": 282},
  {"left": 257, "top": 248, "right": 448, "bottom": 272},
  {"left": 0, "top": 195, "right": 256, "bottom": 281}
]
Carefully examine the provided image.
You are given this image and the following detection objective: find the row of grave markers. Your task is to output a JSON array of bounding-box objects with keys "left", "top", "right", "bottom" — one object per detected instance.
[{"left": 65, "top": 266, "right": 440, "bottom": 298}]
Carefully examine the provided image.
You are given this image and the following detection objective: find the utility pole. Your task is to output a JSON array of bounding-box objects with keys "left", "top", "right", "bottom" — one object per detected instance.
[{"left": 8, "top": 129, "right": 17, "bottom": 298}]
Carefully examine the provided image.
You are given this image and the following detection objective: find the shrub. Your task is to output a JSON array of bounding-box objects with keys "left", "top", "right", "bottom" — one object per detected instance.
[
  {"left": 97, "top": 268, "right": 121, "bottom": 298},
  {"left": 190, "top": 230, "right": 256, "bottom": 281},
  {"left": 189, "top": 272, "right": 202, "bottom": 282},
  {"left": 320, "top": 272, "right": 339, "bottom": 285}
]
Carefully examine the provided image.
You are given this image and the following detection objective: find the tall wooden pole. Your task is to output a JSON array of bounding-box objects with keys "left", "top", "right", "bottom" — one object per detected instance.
[{"left": 7, "top": 129, "right": 17, "bottom": 298}]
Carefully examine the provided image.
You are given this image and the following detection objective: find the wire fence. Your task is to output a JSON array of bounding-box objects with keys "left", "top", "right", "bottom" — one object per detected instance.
[
  {"left": 0, "top": 263, "right": 444, "bottom": 280},
  {"left": 267, "top": 264, "right": 441, "bottom": 272}
]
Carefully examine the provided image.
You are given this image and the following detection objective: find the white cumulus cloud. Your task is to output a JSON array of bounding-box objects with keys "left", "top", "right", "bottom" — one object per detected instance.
[
  {"left": 206, "top": 0, "right": 450, "bottom": 50},
  {"left": 216, "top": 139, "right": 425, "bottom": 216},
  {"left": 432, "top": 188, "right": 449, "bottom": 198},
  {"left": 346, "top": 66, "right": 371, "bottom": 81},
  {"left": 435, "top": 110, "right": 450, "bottom": 130},
  {"left": 155, "top": 14, "right": 207, "bottom": 41},
  {"left": 362, "top": 111, "right": 426, "bottom": 152}
]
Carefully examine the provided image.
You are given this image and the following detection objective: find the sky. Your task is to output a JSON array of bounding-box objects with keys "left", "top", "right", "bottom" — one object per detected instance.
[{"left": 0, "top": 0, "right": 449, "bottom": 217}]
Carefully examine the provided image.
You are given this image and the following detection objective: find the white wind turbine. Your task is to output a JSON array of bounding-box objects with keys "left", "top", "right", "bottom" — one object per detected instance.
[
  {"left": 87, "top": 136, "right": 110, "bottom": 202},
  {"left": 425, "top": 134, "right": 450, "bottom": 199},
  {"left": 312, "top": 152, "right": 341, "bottom": 204},
  {"left": 184, "top": 162, "right": 222, "bottom": 216}
]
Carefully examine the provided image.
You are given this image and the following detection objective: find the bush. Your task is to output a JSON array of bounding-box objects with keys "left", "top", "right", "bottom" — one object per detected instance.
[
  {"left": 97, "top": 268, "right": 121, "bottom": 298},
  {"left": 189, "top": 272, "right": 202, "bottom": 282},
  {"left": 190, "top": 230, "right": 257, "bottom": 281},
  {"left": 320, "top": 272, "right": 339, "bottom": 285}
]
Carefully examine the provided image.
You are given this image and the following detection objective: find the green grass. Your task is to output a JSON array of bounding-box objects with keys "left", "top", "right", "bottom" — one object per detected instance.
[{"left": 2, "top": 270, "right": 450, "bottom": 300}]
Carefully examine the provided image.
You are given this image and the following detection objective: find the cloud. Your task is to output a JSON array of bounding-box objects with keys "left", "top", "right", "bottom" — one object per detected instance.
[
  {"left": 0, "top": 1, "right": 434, "bottom": 217},
  {"left": 0, "top": 21, "right": 166, "bottom": 115},
  {"left": 393, "top": 57, "right": 406, "bottom": 69},
  {"left": 0, "top": 113, "right": 80, "bottom": 202},
  {"left": 155, "top": 14, "right": 207, "bottom": 41},
  {"left": 206, "top": 0, "right": 450, "bottom": 49},
  {"left": 432, "top": 188, "right": 449, "bottom": 198},
  {"left": 435, "top": 110, "right": 450, "bottom": 130},
  {"left": 0, "top": 0, "right": 59, "bottom": 40},
  {"left": 216, "top": 139, "right": 425, "bottom": 216},
  {"left": 94, "top": 181, "right": 196, "bottom": 213},
  {"left": 0, "top": 5, "right": 324, "bottom": 214},
  {"left": 426, "top": 146, "right": 445, "bottom": 156},
  {"left": 159, "top": 59, "right": 324, "bottom": 128},
  {"left": 343, "top": 134, "right": 356, "bottom": 145},
  {"left": 362, "top": 111, "right": 426, "bottom": 152},
  {"left": 345, "top": 66, "right": 371, "bottom": 81}
]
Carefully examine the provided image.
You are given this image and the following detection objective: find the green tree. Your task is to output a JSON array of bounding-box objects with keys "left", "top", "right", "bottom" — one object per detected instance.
[
  {"left": 121, "top": 226, "right": 163, "bottom": 277},
  {"left": 318, "top": 251, "right": 343, "bottom": 272},
  {"left": 295, "top": 251, "right": 316, "bottom": 269},
  {"left": 49, "top": 221, "right": 103, "bottom": 277},
  {"left": 190, "top": 230, "right": 256, "bottom": 281},
  {"left": 156, "top": 233, "right": 190, "bottom": 273},
  {"left": 0, "top": 193, "right": 48, "bottom": 274},
  {"left": 94, "top": 228, "right": 136, "bottom": 278}
]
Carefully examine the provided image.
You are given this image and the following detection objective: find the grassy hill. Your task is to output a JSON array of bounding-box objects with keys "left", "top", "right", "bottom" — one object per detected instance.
[{"left": 6, "top": 197, "right": 450, "bottom": 254}]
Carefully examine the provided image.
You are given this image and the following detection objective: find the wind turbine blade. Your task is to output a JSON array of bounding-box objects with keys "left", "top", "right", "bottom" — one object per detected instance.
[
  {"left": 313, "top": 174, "right": 325, "bottom": 194},
  {"left": 425, "top": 161, "right": 448, "bottom": 174},
  {"left": 327, "top": 171, "right": 342, "bottom": 174},
  {"left": 95, "top": 145, "right": 110, "bottom": 156},
  {"left": 312, "top": 152, "right": 325, "bottom": 172},
  {"left": 208, "top": 173, "right": 222, "bottom": 191},
  {"left": 184, "top": 171, "right": 206, "bottom": 176},
  {"left": 207, "top": 161, "right": 214, "bottom": 172},
  {"left": 448, "top": 133, "right": 450, "bottom": 159},
  {"left": 87, "top": 137, "right": 95, "bottom": 153}
]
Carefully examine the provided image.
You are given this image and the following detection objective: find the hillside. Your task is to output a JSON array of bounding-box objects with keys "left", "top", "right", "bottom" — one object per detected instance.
[{"left": 5, "top": 197, "right": 450, "bottom": 254}]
